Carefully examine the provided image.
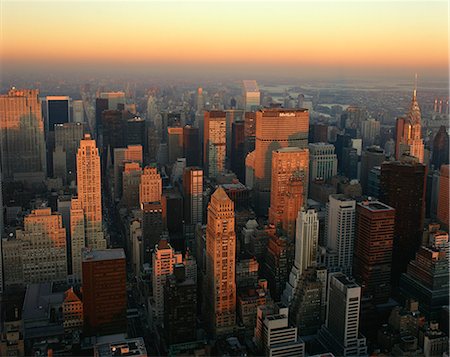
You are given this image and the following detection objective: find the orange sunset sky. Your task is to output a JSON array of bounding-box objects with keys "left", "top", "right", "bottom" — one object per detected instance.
[{"left": 1, "top": 1, "right": 448, "bottom": 77}]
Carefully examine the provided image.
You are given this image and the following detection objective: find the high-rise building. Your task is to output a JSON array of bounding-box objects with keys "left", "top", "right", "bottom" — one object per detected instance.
[
  {"left": 72, "top": 100, "right": 84, "bottom": 123},
  {"left": 167, "top": 126, "right": 184, "bottom": 164},
  {"left": 282, "top": 208, "right": 319, "bottom": 305},
  {"left": 113, "top": 145, "right": 143, "bottom": 199},
  {"left": 164, "top": 264, "right": 197, "bottom": 345},
  {"left": 242, "top": 80, "right": 260, "bottom": 112},
  {"left": 203, "top": 110, "right": 226, "bottom": 178},
  {"left": 126, "top": 116, "right": 146, "bottom": 148},
  {"left": 309, "top": 123, "right": 328, "bottom": 143},
  {"left": 341, "top": 105, "right": 366, "bottom": 131},
  {"left": 309, "top": 142, "right": 338, "bottom": 183},
  {"left": 380, "top": 157, "right": 426, "bottom": 284},
  {"left": 400, "top": 228, "right": 449, "bottom": 320},
  {"left": 82, "top": 248, "right": 127, "bottom": 336},
  {"left": 268, "top": 147, "right": 309, "bottom": 232},
  {"left": 139, "top": 166, "right": 162, "bottom": 207},
  {"left": 46, "top": 96, "right": 70, "bottom": 131},
  {"left": 254, "top": 303, "right": 305, "bottom": 357},
  {"left": 324, "top": 194, "right": 356, "bottom": 276},
  {"left": 395, "top": 77, "right": 424, "bottom": 163},
  {"left": 182, "top": 167, "right": 203, "bottom": 225},
  {"left": 76, "top": 134, "right": 106, "bottom": 250},
  {"left": 353, "top": 200, "right": 395, "bottom": 304},
  {"left": 70, "top": 197, "right": 85, "bottom": 281},
  {"left": 0, "top": 88, "right": 47, "bottom": 183},
  {"left": 360, "top": 146, "right": 385, "bottom": 194},
  {"left": 0, "top": 169, "right": 3, "bottom": 293},
  {"left": 204, "top": 187, "right": 236, "bottom": 336},
  {"left": 244, "top": 111, "right": 256, "bottom": 154},
  {"left": 318, "top": 273, "right": 367, "bottom": 356},
  {"left": 101, "top": 109, "right": 127, "bottom": 165},
  {"left": 252, "top": 108, "right": 309, "bottom": 214},
  {"left": 99, "top": 91, "right": 126, "bottom": 111},
  {"left": 152, "top": 239, "right": 182, "bottom": 324},
  {"left": 367, "top": 166, "right": 381, "bottom": 198},
  {"left": 231, "top": 121, "right": 245, "bottom": 182},
  {"left": 432, "top": 126, "right": 449, "bottom": 170},
  {"left": 437, "top": 165, "right": 449, "bottom": 229},
  {"left": 183, "top": 125, "right": 200, "bottom": 166},
  {"left": 6, "top": 208, "right": 67, "bottom": 285},
  {"left": 142, "top": 202, "right": 163, "bottom": 262},
  {"left": 361, "top": 118, "right": 380, "bottom": 147},
  {"left": 54, "top": 122, "right": 85, "bottom": 184},
  {"left": 342, "top": 147, "right": 358, "bottom": 180},
  {"left": 122, "top": 162, "right": 142, "bottom": 209}
]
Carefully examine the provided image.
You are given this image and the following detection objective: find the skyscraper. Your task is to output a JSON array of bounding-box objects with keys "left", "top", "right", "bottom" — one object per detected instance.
[
  {"left": 395, "top": 76, "right": 424, "bottom": 163},
  {"left": 182, "top": 167, "right": 203, "bottom": 225},
  {"left": 0, "top": 88, "right": 47, "bottom": 183},
  {"left": 82, "top": 248, "right": 127, "bottom": 336},
  {"left": 183, "top": 125, "right": 200, "bottom": 166},
  {"left": 204, "top": 187, "right": 236, "bottom": 336},
  {"left": 432, "top": 126, "right": 449, "bottom": 170},
  {"left": 231, "top": 121, "right": 245, "bottom": 182},
  {"left": 318, "top": 273, "right": 367, "bottom": 356},
  {"left": 282, "top": 208, "right": 319, "bottom": 305},
  {"left": 353, "top": 200, "right": 395, "bottom": 304},
  {"left": 380, "top": 157, "right": 426, "bottom": 284},
  {"left": 139, "top": 166, "right": 162, "bottom": 207},
  {"left": 46, "top": 96, "right": 70, "bottom": 131},
  {"left": 242, "top": 80, "right": 260, "bottom": 112},
  {"left": 152, "top": 239, "right": 182, "bottom": 324},
  {"left": 70, "top": 197, "right": 85, "bottom": 281},
  {"left": 360, "top": 146, "right": 385, "bottom": 194},
  {"left": 308, "top": 142, "right": 338, "bottom": 183},
  {"left": 324, "top": 194, "right": 356, "bottom": 276},
  {"left": 437, "top": 165, "right": 449, "bottom": 229},
  {"left": 76, "top": 134, "right": 106, "bottom": 250},
  {"left": 167, "top": 126, "right": 184, "bottom": 164},
  {"left": 203, "top": 110, "right": 226, "bottom": 178},
  {"left": 268, "top": 147, "right": 309, "bottom": 237},
  {"left": 252, "top": 108, "right": 309, "bottom": 214}
]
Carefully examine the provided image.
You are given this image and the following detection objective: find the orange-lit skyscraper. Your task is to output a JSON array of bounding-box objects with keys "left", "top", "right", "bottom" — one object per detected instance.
[
  {"left": 0, "top": 88, "right": 47, "bottom": 184},
  {"left": 353, "top": 200, "right": 395, "bottom": 304},
  {"left": 395, "top": 76, "right": 424, "bottom": 163},
  {"left": 204, "top": 110, "right": 226, "bottom": 178},
  {"left": 139, "top": 166, "right": 162, "bottom": 207},
  {"left": 76, "top": 134, "right": 106, "bottom": 250},
  {"left": 82, "top": 248, "right": 127, "bottom": 336},
  {"left": 204, "top": 187, "right": 236, "bottom": 336},
  {"left": 183, "top": 167, "right": 203, "bottom": 225},
  {"left": 268, "top": 147, "right": 309, "bottom": 237},
  {"left": 252, "top": 108, "right": 309, "bottom": 214},
  {"left": 437, "top": 165, "right": 449, "bottom": 229}
]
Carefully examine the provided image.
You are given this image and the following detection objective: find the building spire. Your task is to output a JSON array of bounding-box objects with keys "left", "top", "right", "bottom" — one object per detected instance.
[{"left": 413, "top": 73, "right": 418, "bottom": 101}]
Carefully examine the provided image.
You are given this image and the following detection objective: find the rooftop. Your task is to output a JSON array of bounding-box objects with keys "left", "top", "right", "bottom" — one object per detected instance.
[
  {"left": 82, "top": 248, "right": 126, "bottom": 262},
  {"left": 23, "top": 283, "right": 64, "bottom": 322},
  {"left": 95, "top": 337, "right": 147, "bottom": 357},
  {"left": 242, "top": 80, "right": 259, "bottom": 92},
  {"left": 359, "top": 200, "right": 394, "bottom": 212}
]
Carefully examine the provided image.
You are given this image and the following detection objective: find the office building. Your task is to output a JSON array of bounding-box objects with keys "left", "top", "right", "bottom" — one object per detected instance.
[
  {"left": 242, "top": 80, "right": 260, "bottom": 112},
  {"left": 82, "top": 248, "right": 127, "bottom": 336},
  {"left": 70, "top": 197, "right": 85, "bottom": 281},
  {"left": 231, "top": 121, "right": 245, "bottom": 182},
  {"left": 324, "top": 194, "right": 356, "bottom": 275},
  {"left": 164, "top": 264, "right": 197, "bottom": 345},
  {"left": 252, "top": 108, "right": 309, "bottom": 214},
  {"left": 268, "top": 147, "right": 309, "bottom": 231},
  {"left": 309, "top": 142, "right": 337, "bottom": 183},
  {"left": 244, "top": 111, "right": 256, "bottom": 154},
  {"left": 353, "top": 200, "right": 395, "bottom": 304},
  {"left": 360, "top": 146, "right": 385, "bottom": 194},
  {"left": 167, "top": 126, "right": 184, "bottom": 164},
  {"left": 183, "top": 125, "right": 200, "bottom": 166},
  {"left": 361, "top": 118, "right": 380, "bottom": 147},
  {"left": 182, "top": 167, "right": 203, "bottom": 225},
  {"left": 432, "top": 126, "right": 449, "bottom": 170},
  {"left": 139, "top": 166, "right": 162, "bottom": 207},
  {"left": 63, "top": 287, "right": 83, "bottom": 332},
  {"left": 367, "top": 166, "right": 381, "bottom": 198},
  {"left": 395, "top": 78, "right": 424, "bottom": 163},
  {"left": 341, "top": 105, "right": 366, "bottom": 131},
  {"left": 94, "top": 337, "right": 147, "bottom": 357},
  {"left": 0, "top": 88, "right": 47, "bottom": 183},
  {"left": 113, "top": 145, "right": 143, "bottom": 199},
  {"left": 99, "top": 91, "right": 126, "bottom": 111},
  {"left": 54, "top": 122, "right": 85, "bottom": 184},
  {"left": 342, "top": 147, "right": 358, "bottom": 180},
  {"left": 318, "top": 273, "right": 367, "bottom": 356},
  {"left": 437, "top": 165, "right": 449, "bottom": 229},
  {"left": 309, "top": 123, "right": 328, "bottom": 143},
  {"left": 204, "top": 187, "right": 236, "bottom": 336},
  {"left": 400, "top": 229, "right": 449, "bottom": 320},
  {"left": 46, "top": 96, "right": 70, "bottom": 131},
  {"left": 152, "top": 239, "right": 182, "bottom": 324},
  {"left": 203, "top": 110, "right": 226, "bottom": 178},
  {"left": 3, "top": 208, "right": 67, "bottom": 286},
  {"left": 76, "top": 134, "right": 106, "bottom": 250},
  {"left": 254, "top": 303, "right": 305, "bottom": 357},
  {"left": 142, "top": 202, "right": 163, "bottom": 262},
  {"left": 380, "top": 157, "right": 426, "bottom": 284},
  {"left": 101, "top": 109, "right": 127, "bottom": 164},
  {"left": 282, "top": 208, "right": 319, "bottom": 305},
  {"left": 126, "top": 116, "right": 146, "bottom": 148},
  {"left": 162, "top": 189, "right": 183, "bottom": 239},
  {"left": 122, "top": 162, "right": 142, "bottom": 209},
  {"left": 72, "top": 99, "right": 84, "bottom": 123}
]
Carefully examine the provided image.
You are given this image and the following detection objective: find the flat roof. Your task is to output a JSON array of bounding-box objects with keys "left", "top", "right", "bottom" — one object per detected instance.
[
  {"left": 82, "top": 248, "right": 126, "bottom": 262},
  {"left": 95, "top": 337, "right": 147, "bottom": 357},
  {"left": 358, "top": 200, "right": 394, "bottom": 212}
]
